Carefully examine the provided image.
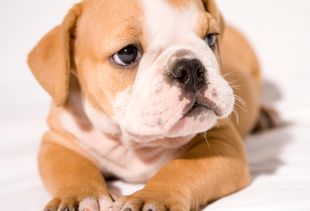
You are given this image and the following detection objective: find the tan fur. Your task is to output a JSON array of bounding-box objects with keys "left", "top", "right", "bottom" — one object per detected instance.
[
  {"left": 74, "top": 0, "right": 144, "bottom": 116},
  {"left": 28, "top": 0, "right": 265, "bottom": 210},
  {"left": 28, "top": 4, "right": 81, "bottom": 106},
  {"left": 221, "top": 26, "right": 261, "bottom": 137}
]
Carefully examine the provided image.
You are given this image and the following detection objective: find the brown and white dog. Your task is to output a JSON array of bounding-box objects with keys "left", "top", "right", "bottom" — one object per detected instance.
[{"left": 28, "top": 0, "right": 277, "bottom": 210}]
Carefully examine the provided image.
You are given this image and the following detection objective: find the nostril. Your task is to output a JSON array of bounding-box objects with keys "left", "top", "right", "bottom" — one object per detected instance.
[
  {"left": 178, "top": 69, "right": 190, "bottom": 84},
  {"left": 172, "top": 66, "right": 190, "bottom": 84},
  {"left": 194, "top": 64, "right": 205, "bottom": 80}
]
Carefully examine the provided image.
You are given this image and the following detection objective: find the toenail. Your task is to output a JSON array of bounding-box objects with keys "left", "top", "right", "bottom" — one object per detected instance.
[{"left": 64, "top": 208, "right": 70, "bottom": 211}]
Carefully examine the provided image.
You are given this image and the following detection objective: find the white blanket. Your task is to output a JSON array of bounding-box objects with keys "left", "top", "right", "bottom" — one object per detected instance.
[{"left": 0, "top": 0, "right": 309, "bottom": 210}]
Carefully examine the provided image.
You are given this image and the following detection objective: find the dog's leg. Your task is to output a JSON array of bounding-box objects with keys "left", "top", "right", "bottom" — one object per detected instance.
[
  {"left": 39, "top": 135, "right": 113, "bottom": 211},
  {"left": 114, "top": 120, "right": 250, "bottom": 211},
  {"left": 252, "top": 106, "right": 282, "bottom": 133}
]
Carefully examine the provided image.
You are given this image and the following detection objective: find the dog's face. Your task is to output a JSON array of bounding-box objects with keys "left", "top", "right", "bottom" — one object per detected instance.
[{"left": 28, "top": 0, "right": 234, "bottom": 146}]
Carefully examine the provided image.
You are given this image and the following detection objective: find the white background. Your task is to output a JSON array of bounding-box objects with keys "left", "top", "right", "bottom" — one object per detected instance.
[{"left": 0, "top": 0, "right": 310, "bottom": 210}]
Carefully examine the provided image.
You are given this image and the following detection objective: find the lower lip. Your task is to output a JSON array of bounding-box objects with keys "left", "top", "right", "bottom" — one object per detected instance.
[
  {"left": 171, "top": 106, "right": 209, "bottom": 132},
  {"left": 185, "top": 104, "right": 210, "bottom": 117}
]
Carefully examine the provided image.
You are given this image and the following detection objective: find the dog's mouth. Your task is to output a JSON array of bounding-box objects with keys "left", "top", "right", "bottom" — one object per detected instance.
[
  {"left": 183, "top": 97, "right": 223, "bottom": 118},
  {"left": 185, "top": 101, "right": 207, "bottom": 116}
]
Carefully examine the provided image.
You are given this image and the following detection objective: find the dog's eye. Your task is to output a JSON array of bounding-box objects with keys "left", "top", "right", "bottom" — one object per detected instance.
[
  {"left": 112, "top": 45, "right": 142, "bottom": 67},
  {"left": 205, "top": 33, "right": 218, "bottom": 50}
]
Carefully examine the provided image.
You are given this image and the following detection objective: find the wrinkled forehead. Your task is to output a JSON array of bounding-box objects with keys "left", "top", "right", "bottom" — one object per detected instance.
[{"left": 79, "top": 0, "right": 208, "bottom": 55}]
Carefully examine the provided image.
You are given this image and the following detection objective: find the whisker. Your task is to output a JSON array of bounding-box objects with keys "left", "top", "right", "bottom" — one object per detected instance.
[
  {"left": 215, "top": 91, "right": 248, "bottom": 113},
  {"left": 222, "top": 71, "right": 236, "bottom": 78},
  {"left": 235, "top": 99, "right": 246, "bottom": 109},
  {"left": 235, "top": 101, "right": 248, "bottom": 113},
  {"left": 203, "top": 131, "right": 211, "bottom": 148},
  {"left": 228, "top": 79, "right": 241, "bottom": 85},
  {"left": 234, "top": 95, "right": 246, "bottom": 106},
  {"left": 232, "top": 109, "right": 240, "bottom": 125},
  {"left": 234, "top": 97, "right": 246, "bottom": 108},
  {"left": 236, "top": 95, "right": 246, "bottom": 104},
  {"left": 229, "top": 84, "right": 242, "bottom": 88},
  {"left": 229, "top": 85, "right": 241, "bottom": 91},
  {"left": 233, "top": 94, "right": 248, "bottom": 113},
  {"left": 227, "top": 78, "right": 243, "bottom": 92}
]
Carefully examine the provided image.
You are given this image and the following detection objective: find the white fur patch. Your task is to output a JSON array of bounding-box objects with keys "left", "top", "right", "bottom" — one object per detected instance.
[
  {"left": 79, "top": 198, "right": 99, "bottom": 211},
  {"left": 141, "top": 0, "right": 198, "bottom": 51},
  {"left": 84, "top": 101, "right": 120, "bottom": 135},
  {"left": 60, "top": 109, "right": 180, "bottom": 183},
  {"left": 78, "top": 197, "right": 113, "bottom": 211},
  {"left": 98, "top": 196, "right": 114, "bottom": 211}
]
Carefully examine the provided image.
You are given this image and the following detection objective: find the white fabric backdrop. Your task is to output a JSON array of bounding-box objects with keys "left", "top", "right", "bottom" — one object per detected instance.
[{"left": 0, "top": 0, "right": 310, "bottom": 210}]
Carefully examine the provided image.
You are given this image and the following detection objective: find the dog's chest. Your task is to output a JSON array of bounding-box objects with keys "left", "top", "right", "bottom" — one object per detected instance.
[{"left": 60, "top": 111, "right": 179, "bottom": 183}]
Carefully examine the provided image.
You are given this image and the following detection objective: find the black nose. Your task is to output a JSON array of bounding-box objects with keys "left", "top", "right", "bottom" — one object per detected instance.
[{"left": 171, "top": 59, "right": 206, "bottom": 93}]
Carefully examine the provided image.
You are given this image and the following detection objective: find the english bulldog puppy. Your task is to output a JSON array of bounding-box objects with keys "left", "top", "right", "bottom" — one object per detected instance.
[{"left": 28, "top": 0, "right": 276, "bottom": 210}]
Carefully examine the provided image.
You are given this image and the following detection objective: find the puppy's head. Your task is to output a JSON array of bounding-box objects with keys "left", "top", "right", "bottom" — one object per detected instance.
[{"left": 28, "top": 0, "right": 234, "bottom": 146}]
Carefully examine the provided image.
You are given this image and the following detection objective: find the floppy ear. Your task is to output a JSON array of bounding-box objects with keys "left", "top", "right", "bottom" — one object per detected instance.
[
  {"left": 27, "top": 4, "right": 81, "bottom": 106},
  {"left": 202, "top": 0, "right": 225, "bottom": 35}
]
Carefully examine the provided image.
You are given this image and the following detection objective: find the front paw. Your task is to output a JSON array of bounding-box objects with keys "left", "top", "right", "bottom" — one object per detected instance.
[
  {"left": 44, "top": 195, "right": 113, "bottom": 211},
  {"left": 113, "top": 189, "right": 190, "bottom": 211}
]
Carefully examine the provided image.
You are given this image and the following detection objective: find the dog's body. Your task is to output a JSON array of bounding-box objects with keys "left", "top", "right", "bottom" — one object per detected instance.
[{"left": 28, "top": 0, "right": 272, "bottom": 210}]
